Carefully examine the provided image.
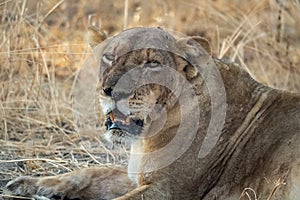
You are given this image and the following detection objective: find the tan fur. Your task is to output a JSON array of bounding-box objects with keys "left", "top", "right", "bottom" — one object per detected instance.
[{"left": 3, "top": 27, "right": 300, "bottom": 200}]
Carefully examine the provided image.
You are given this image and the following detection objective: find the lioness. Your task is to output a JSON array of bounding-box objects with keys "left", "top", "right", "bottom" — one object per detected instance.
[{"left": 3, "top": 27, "right": 300, "bottom": 200}]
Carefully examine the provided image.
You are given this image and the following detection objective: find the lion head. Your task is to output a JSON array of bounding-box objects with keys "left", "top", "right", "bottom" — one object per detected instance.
[{"left": 93, "top": 27, "right": 212, "bottom": 148}]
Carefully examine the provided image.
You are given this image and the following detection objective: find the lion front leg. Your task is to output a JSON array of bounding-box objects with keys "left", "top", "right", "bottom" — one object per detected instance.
[{"left": 3, "top": 166, "right": 136, "bottom": 200}]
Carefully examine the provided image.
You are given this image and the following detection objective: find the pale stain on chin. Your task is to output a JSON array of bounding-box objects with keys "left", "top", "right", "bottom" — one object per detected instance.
[{"left": 104, "top": 131, "right": 113, "bottom": 143}]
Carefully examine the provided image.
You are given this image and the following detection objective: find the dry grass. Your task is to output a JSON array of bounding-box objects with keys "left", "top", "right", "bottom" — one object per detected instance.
[{"left": 0, "top": 0, "right": 299, "bottom": 198}]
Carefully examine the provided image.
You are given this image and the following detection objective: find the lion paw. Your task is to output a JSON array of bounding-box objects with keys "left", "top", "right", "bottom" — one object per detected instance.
[
  {"left": 3, "top": 176, "right": 63, "bottom": 200},
  {"left": 3, "top": 176, "right": 38, "bottom": 198},
  {"left": 2, "top": 167, "right": 137, "bottom": 200}
]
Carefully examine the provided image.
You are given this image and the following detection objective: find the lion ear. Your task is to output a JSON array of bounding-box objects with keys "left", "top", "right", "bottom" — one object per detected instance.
[
  {"left": 177, "top": 36, "right": 212, "bottom": 56},
  {"left": 189, "top": 36, "right": 212, "bottom": 55},
  {"left": 87, "top": 26, "right": 107, "bottom": 48},
  {"left": 176, "top": 36, "right": 212, "bottom": 80}
]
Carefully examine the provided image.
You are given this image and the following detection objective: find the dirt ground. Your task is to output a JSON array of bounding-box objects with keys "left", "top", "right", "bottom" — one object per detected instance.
[{"left": 0, "top": 0, "right": 299, "bottom": 198}]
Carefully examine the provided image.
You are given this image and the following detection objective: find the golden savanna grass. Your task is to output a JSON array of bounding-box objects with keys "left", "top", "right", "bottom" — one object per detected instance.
[{"left": 0, "top": 0, "right": 299, "bottom": 198}]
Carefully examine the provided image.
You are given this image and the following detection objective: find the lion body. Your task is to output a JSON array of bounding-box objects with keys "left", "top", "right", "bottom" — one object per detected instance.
[{"left": 3, "top": 27, "right": 300, "bottom": 200}]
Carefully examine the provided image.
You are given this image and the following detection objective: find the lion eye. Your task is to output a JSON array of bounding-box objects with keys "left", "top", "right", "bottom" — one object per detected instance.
[
  {"left": 144, "top": 60, "right": 161, "bottom": 68},
  {"left": 102, "top": 53, "right": 115, "bottom": 66}
]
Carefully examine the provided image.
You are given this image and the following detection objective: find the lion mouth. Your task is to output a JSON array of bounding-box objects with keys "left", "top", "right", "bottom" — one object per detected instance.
[{"left": 105, "top": 109, "right": 144, "bottom": 136}]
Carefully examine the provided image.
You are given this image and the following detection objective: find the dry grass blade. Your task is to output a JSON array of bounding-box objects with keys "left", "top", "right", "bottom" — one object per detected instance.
[
  {"left": 239, "top": 187, "right": 257, "bottom": 200},
  {"left": 266, "top": 178, "right": 287, "bottom": 200},
  {"left": 1, "top": 194, "right": 33, "bottom": 200}
]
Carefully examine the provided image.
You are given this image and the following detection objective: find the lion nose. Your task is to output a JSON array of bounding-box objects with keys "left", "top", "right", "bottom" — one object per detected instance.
[{"left": 103, "top": 87, "right": 113, "bottom": 97}]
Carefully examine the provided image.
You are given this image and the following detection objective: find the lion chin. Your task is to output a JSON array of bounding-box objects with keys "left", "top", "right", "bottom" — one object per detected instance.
[
  {"left": 102, "top": 108, "right": 145, "bottom": 149},
  {"left": 3, "top": 27, "right": 300, "bottom": 200}
]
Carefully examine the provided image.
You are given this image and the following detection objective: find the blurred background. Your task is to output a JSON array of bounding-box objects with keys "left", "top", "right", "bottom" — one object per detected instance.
[{"left": 0, "top": 0, "right": 299, "bottom": 192}]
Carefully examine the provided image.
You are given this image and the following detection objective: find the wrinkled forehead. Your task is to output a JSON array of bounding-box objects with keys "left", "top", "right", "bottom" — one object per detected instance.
[{"left": 103, "top": 27, "right": 184, "bottom": 58}]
